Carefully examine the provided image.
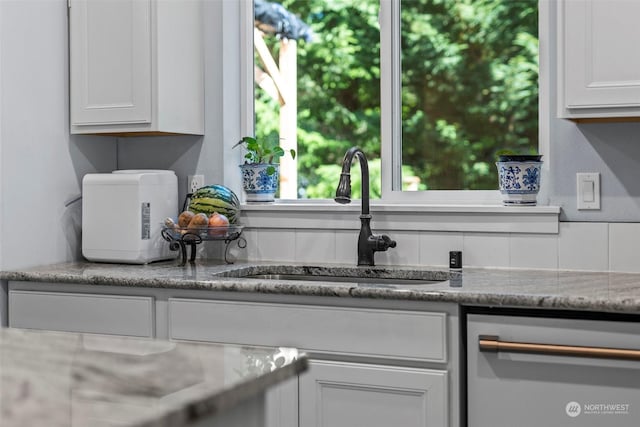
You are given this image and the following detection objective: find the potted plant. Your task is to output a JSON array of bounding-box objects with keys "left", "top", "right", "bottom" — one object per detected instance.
[
  {"left": 234, "top": 136, "right": 296, "bottom": 202},
  {"left": 495, "top": 152, "right": 543, "bottom": 206}
]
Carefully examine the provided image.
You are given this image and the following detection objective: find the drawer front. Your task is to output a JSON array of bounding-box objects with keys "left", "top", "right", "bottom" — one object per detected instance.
[
  {"left": 169, "top": 298, "right": 446, "bottom": 362},
  {"left": 9, "top": 290, "right": 154, "bottom": 337}
]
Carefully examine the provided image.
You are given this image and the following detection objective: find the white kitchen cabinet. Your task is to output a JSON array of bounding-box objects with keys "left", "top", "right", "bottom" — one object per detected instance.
[
  {"left": 299, "top": 360, "right": 447, "bottom": 427},
  {"left": 167, "top": 297, "right": 454, "bottom": 427},
  {"left": 6, "top": 282, "right": 458, "bottom": 427},
  {"left": 8, "top": 289, "right": 154, "bottom": 337},
  {"left": 69, "top": 0, "right": 204, "bottom": 135},
  {"left": 558, "top": 0, "right": 640, "bottom": 121}
]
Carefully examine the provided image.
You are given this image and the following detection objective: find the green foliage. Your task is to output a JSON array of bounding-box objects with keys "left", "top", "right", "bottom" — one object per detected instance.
[
  {"left": 400, "top": 0, "right": 539, "bottom": 190},
  {"left": 255, "top": 0, "right": 538, "bottom": 196},
  {"left": 234, "top": 136, "right": 296, "bottom": 175}
]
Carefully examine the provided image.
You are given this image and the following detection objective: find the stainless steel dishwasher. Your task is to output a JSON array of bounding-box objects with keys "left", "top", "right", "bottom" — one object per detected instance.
[{"left": 466, "top": 309, "right": 640, "bottom": 427}]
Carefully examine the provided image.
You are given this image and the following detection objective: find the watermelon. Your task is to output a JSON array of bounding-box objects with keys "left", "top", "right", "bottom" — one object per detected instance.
[{"left": 188, "top": 185, "right": 241, "bottom": 224}]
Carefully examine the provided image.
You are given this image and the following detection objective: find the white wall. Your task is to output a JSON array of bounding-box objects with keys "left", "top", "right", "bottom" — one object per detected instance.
[{"left": 0, "top": 0, "right": 116, "bottom": 269}]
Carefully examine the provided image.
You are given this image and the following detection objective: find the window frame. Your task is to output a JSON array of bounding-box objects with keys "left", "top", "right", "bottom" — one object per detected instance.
[{"left": 240, "top": 0, "right": 552, "bottom": 207}]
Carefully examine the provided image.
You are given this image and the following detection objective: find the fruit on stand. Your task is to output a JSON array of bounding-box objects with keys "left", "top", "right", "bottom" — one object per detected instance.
[
  {"left": 188, "top": 185, "right": 240, "bottom": 224},
  {"left": 207, "top": 212, "right": 230, "bottom": 237},
  {"left": 178, "top": 211, "right": 195, "bottom": 228},
  {"left": 164, "top": 217, "right": 177, "bottom": 230},
  {"left": 187, "top": 213, "right": 208, "bottom": 233}
]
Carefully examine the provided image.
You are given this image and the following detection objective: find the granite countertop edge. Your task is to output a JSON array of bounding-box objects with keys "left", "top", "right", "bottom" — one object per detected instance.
[
  {"left": 3, "top": 261, "right": 640, "bottom": 315},
  {"left": 136, "top": 355, "right": 309, "bottom": 427}
]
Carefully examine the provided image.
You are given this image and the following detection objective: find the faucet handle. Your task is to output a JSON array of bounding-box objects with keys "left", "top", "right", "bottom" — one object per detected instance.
[
  {"left": 382, "top": 235, "right": 397, "bottom": 249},
  {"left": 370, "top": 234, "right": 397, "bottom": 251}
]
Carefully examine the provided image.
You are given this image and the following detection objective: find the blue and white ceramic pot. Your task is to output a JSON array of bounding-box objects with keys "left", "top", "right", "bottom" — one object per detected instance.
[
  {"left": 496, "top": 160, "right": 543, "bottom": 205},
  {"left": 240, "top": 163, "right": 279, "bottom": 202}
]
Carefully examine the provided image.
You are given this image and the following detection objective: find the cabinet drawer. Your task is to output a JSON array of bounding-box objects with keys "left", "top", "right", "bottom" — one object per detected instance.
[
  {"left": 169, "top": 299, "right": 446, "bottom": 362},
  {"left": 9, "top": 290, "right": 154, "bottom": 337}
]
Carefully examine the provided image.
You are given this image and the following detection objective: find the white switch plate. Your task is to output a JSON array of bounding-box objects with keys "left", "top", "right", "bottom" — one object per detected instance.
[{"left": 577, "top": 172, "right": 600, "bottom": 210}]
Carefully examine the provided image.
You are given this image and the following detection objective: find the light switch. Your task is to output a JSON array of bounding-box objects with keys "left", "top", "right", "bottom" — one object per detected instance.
[
  {"left": 577, "top": 172, "right": 600, "bottom": 210},
  {"left": 582, "top": 180, "right": 595, "bottom": 202}
]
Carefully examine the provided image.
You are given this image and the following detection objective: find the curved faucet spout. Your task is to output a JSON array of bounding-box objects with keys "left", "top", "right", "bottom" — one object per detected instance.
[{"left": 334, "top": 147, "right": 370, "bottom": 215}]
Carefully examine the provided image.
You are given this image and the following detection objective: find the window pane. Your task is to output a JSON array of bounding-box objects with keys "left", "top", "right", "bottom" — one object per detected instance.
[
  {"left": 400, "top": 0, "right": 539, "bottom": 190},
  {"left": 254, "top": 0, "right": 381, "bottom": 199}
]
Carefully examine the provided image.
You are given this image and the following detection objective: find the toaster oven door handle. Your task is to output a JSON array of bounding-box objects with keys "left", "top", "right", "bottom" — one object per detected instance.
[{"left": 478, "top": 335, "right": 640, "bottom": 361}]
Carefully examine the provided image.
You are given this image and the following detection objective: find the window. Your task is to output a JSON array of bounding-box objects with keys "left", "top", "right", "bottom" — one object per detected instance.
[{"left": 252, "top": 0, "right": 540, "bottom": 202}]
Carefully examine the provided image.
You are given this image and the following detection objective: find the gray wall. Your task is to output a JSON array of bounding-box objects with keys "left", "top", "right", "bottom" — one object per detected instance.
[{"left": 549, "top": 119, "right": 640, "bottom": 221}]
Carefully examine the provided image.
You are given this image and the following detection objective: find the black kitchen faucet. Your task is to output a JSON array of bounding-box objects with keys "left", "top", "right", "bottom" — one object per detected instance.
[{"left": 335, "top": 147, "right": 397, "bottom": 266}]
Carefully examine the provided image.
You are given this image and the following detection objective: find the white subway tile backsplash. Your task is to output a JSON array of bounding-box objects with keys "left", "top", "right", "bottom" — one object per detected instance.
[
  {"left": 295, "top": 230, "right": 336, "bottom": 263},
  {"left": 419, "top": 232, "right": 463, "bottom": 267},
  {"left": 375, "top": 231, "right": 420, "bottom": 266},
  {"left": 463, "top": 233, "right": 510, "bottom": 268},
  {"left": 232, "top": 221, "right": 632, "bottom": 273},
  {"left": 335, "top": 230, "right": 358, "bottom": 265},
  {"left": 509, "top": 233, "right": 558, "bottom": 270},
  {"left": 255, "top": 228, "right": 296, "bottom": 261},
  {"left": 558, "top": 222, "right": 608, "bottom": 271},
  {"left": 609, "top": 223, "right": 640, "bottom": 272},
  {"left": 231, "top": 228, "right": 258, "bottom": 262}
]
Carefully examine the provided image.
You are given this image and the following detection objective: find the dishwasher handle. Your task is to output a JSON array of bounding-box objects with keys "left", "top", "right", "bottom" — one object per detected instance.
[{"left": 479, "top": 335, "right": 640, "bottom": 361}]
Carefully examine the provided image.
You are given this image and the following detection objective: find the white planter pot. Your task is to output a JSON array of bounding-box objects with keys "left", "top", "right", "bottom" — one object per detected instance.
[
  {"left": 496, "top": 160, "right": 543, "bottom": 206},
  {"left": 240, "top": 163, "right": 279, "bottom": 202}
]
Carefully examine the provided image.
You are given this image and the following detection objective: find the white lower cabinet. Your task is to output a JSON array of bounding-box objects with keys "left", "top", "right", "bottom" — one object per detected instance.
[
  {"left": 167, "top": 297, "right": 453, "bottom": 427},
  {"left": 299, "top": 360, "right": 447, "bottom": 427},
  {"left": 6, "top": 282, "right": 456, "bottom": 427}
]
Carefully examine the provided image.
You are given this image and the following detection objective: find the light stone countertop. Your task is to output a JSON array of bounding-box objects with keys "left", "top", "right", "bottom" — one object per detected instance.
[
  {"left": 0, "top": 327, "right": 307, "bottom": 427},
  {"left": 3, "top": 260, "right": 640, "bottom": 314}
]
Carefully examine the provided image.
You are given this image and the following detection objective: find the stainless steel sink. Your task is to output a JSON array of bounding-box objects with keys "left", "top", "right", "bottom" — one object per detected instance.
[
  {"left": 244, "top": 273, "right": 442, "bottom": 285},
  {"left": 216, "top": 265, "right": 450, "bottom": 286}
]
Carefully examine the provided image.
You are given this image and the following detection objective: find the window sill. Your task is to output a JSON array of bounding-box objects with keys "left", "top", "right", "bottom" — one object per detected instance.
[{"left": 239, "top": 200, "right": 561, "bottom": 234}]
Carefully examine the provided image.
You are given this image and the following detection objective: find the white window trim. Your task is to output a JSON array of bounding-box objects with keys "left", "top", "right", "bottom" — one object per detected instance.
[{"left": 235, "top": 0, "right": 559, "bottom": 234}]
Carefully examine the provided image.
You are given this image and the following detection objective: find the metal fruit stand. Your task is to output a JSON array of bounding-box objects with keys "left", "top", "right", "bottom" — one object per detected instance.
[{"left": 161, "top": 224, "right": 246, "bottom": 266}]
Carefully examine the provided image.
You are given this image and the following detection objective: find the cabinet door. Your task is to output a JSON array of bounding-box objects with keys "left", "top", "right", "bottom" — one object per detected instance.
[
  {"left": 299, "top": 360, "right": 447, "bottom": 427},
  {"left": 70, "top": 0, "right": 152, "bottom": 126},
  {"left": 562, "top": 0, "right": 640, "bottom": 111}
]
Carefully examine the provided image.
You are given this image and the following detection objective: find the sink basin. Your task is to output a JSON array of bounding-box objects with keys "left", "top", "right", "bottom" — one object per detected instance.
[
  {"left": 244, "top": 274, "right": 442, "bottom": 286},
  {"left": 216, "top": 265, "right": 450, "bottom": 286}
]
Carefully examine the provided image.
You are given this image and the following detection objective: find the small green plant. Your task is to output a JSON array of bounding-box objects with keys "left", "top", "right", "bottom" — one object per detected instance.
[{"left": 234, "top": 136, "right": 296, "bottom": 175}]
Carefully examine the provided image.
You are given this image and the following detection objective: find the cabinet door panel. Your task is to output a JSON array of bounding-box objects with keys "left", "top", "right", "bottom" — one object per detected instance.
[
  {"left": 299, "top": 361, "right": 447, "bottom": 427},
  {"left": 70, "top": 0, "right": 152, "bottom": 125},
  {"left": 265, "top": 376, "right": 298, "bottom": 427},
  {"left": 563, "top": 0, "right": 640, "bottom": 109},
  {"left": 9, "top": 290, "right": 154, "bottom": 337}
]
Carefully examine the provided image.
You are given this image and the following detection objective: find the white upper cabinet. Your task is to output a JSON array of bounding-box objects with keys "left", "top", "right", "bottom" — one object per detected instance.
[
  {"left": 558, "top": 0, "right": 640, "bottom": 121},
  {"left": 69, "top": 0, "right": 204, "bottom": 135}
]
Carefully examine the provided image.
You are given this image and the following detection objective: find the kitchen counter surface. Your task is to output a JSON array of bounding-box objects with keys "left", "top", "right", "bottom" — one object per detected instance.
[
  {"left": 0, "top": 327, "right": 307, "bottom": 427},
  {"left": 3, "top": 260, "right": 640, "bottom": 314}
]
